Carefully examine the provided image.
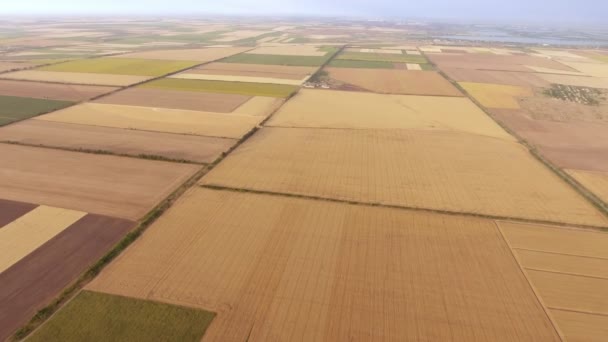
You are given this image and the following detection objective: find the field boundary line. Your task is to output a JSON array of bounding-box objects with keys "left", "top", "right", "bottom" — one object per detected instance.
[
  {"left": 495, "top": 222, "right": 566, "bottom": 341},
  {"left": 523, "top": 268, "right": 608, "bottom": 281},
  {"left": 550, "top": 307, "right": 608, "bottom": 317},
  {"left": 512, "top": 248, "right": 608, "bottom": 260}
]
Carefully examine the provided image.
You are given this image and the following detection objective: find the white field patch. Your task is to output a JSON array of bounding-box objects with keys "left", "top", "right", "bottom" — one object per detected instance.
[
  {"left": 170, "top": 73, "right": 304, "bottom": 85},
  {"left": 247, "top": 45, "right": 327, "bottom": 56},
  {"left": 359, "top": 48, "right": 403, "bottom": 55},
  {"left": 406, "top": 63, "right": 422, "bottom": 71},
  {"left": 419, "top": 46, "right": 442, "bottom": 53}
]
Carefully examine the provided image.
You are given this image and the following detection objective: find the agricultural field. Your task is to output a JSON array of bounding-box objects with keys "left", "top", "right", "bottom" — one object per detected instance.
[
  {"left": 0, "top": 80, "right": 117, "bottom": 101},
  {"left": 427, "top": 53, "right": 578, "bottom": 72},
  {"left": 108, "top": 47, "right": 248, "bottom": 61},
  {"left": 441, "top": 68, "right": 550, "bottom": 87},
  {"left": 567, "top": 170, "right": 608, "bottom": 204},
  {"left": 220, "top": 48, "right": 336, "bottom": 67},
  {"left": 327, "top": 59, "right": 395, "bottom": 69},
  {"left": 0, "top": 70, "right": 151, "bottom": 86},
  {"left": 194, "top": 62, "right": 317, "bottom": 80},
  {"left": 38, "top": 58, "right": 199, "bottom": 76},
  {"left": 459, "top": 82, "right": 533, "bottom": 109},
  {"left": 143, "top": 78, "right": 298, "bottom": 97},
  {"left": 87, "top": 188, "right": 560, "bottom": 341},
  {"left": 336, "top": 51, "right": 427, "bottom": 64},
  {"left": 0, "top": 94, "right": 73, "bottom": 126}
]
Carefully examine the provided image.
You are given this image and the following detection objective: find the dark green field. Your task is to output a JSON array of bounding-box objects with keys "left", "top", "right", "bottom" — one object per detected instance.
[
  {"left": 0, "top": 95, "right": 73, "bottom": 126},
  {"left": 27, "top": 291, "right": 215, "bottom": 342}
]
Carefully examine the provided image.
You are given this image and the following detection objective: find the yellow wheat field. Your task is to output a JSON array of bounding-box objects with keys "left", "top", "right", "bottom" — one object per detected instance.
[
  {"left": 266, "top": 89, "right": 513, "bottom": 140},
  {"left": 200, "top": 128, "right": 607, "bottom": 227},
  {"left": 459, "top": 82, "right": 533, "bottom": 109},
  {"left": 0, "top": 205, "right": 86, "bottom": 272},
  {"left": 88, "top": 188, "right": 559, "bottom": 341},
  {"left": 36, "top": 103, "right": 263, "bottom": 139},
  {"left": 515, "top": 249, "right": 608, "bottom": 279},
  {"left": 232, "top": 96, "right": 284, "bottom": 116},
  {"left": 170, "top": 73, "right": 304, "bottom": 85},
  {"left": 0, "top": 70, "right": 150, "bottom": 86},
  {"left": 567, "top": 169, "right": 608, "bottom": 204},
  {"left": 109, "top": 47, "right": 249, "bottom": 61}
]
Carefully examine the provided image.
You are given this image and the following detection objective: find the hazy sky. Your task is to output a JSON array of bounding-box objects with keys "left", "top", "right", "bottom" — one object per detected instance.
[{"left": 2, "top": 0, "right": 607, "bottom": 24}]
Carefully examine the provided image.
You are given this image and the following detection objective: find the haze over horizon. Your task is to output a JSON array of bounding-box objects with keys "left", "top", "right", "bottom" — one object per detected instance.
[{"left": 2, "top": 0, "right": 607, "bottom": 26}]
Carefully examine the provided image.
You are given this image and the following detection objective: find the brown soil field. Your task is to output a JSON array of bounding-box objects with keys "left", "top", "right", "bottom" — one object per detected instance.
[
  {"left": 0, "top": 199, "right": 37, "bottom": 228},
  {"left": 169, "top": 73, "right": 304, "bottom": 85},
  {"left": 201, "top": 128, "right": 608, "bottom": 226},
  {"left": 0, "top": 205, "right": 86, "bottom": 273},
  {"left": 551, "top": 309, "right": 608, "bottom": 342},
  {"left": 0, "top": 120, "right": 236, "bottom": 164},
  {"left": 194, "top": 62, "right": 317, "bottom": 80},
  {"left": 88, "top": 188, "right": 559, "bottom": 341},
  {"left": 0, "top": 79, "right": 117, "bottom": 101},
  {"left": 441, "top": 68, "right": 550, "bottom": 87},
  {"left": 0, "top": 214, "right": 133, "bottom": 341},
  {"left": 37, "top": 103, "right": 263, "bottom": 139},
  {"left": 109, "top": 47, "right": 249, "bottom": 61},
  {"left": 0, "top": 144, "right": 199, "bottom": 220},
  {"left": 94, "top": 87, "right": 251, "bottom": 112},
  {"left": 515, "top": 250, "right": 608, "bottom": 279},
  {"left": 567, "top": 170, "right": 608, "bottom": 204},
  {"left": 459, "top": 82, "right": 533, "bottom": 109},
  {"left": 428, "top": 53, "right": 576, "bottom": 72},
  {"left": 325, "top": 68, "right": 463, "bottom": 96},
  {"left": 267, "top": 89, "right": 512, "bottom": 140},
  {"left": 0, "top": 70, "right": 150, "bottom": 86},
  {"left": 538, "top": 74, "right": 608, "bottom": 89}
]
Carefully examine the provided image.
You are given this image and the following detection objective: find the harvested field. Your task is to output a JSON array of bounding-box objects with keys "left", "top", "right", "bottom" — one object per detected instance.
[
  {"left": 37, "top": 102, "right": 264, "bottom": 139},
  {"left": 326, "top": 68, "right": 462, "bottom": 96},
  {"left": 359, "top": 48, "right": 402, "bottom": 54},
  {"left": 328, "top": 59, "right": 394, "bottom": 69},
  {"left": 460, "top": 82, "right": 533, "bottom": 109},
  {"left": 537, "top": 74, "right": 608, "bottom": 89},
  {"left": 170, "top": 72, "right": 303, "bottom": 85},
  {"left": 0, "top": 144, "right": 199, "bottom": 219},
  {"left": 428, "top": 53, "right": 576, "bottom": 72},
  {"left": 195, "top": 62, "right": 316, "bottom": 80},
  {"left": 231, "top": 96, "right": 284, "bottom": 116},
  {"left": 515, "top": 250, "right": 608, "bottom": 279},
  {"left": 221, "top": 53, "right": 330, "bottom": 67},
  {"left": 214, "top": 30, "right": 272, "bottom": 42},
  {"left": 337, "top": 51, "right": 426, "bottom": 64},
  {"left": 200, "top": 128, "right": 608, "bottom": 226},
  {"left": 441, "top": 68, "right": 550, "bottom": 87},
  {"left": 0, "top": 214, "right": 133, "bottom": 341},
  {"left": 0, "top": 199, "right": 37, "bottom": 228},
  {"left": 524, "top": 65, "right": 584, "bottom": 75},
  {"left": 0, "top": 94, "right": 73, "bottom": 126},
  {"left": 88, "top": 188, "right": 559, "bottom": 341},
  {"left": 267, "top": 89, "right": 512, "bottom": 140},
  {"left": 247, "top": 45, "right": 327, "bottom": 56},
  {"left": 109, "top": 47, "right": 248, "bottom": 61},
  {"left": 0, "top": 205, "right": 86, "bottom": 273},
  {"left": 142, "top": 78, "right": 297, "bottom": 97},
  {"left": 0, "top": 79, "right": 116, "bottom": 101},
  {"left": 567, "top": 170, "right": 608, "bottom": 204},
  {"left": 561, "top": 61, "right": 608, "bottom": 77},
  {"left": 39, "top": 58, "right": 199, "bottom": 76},
  {"left": 0, "top": 120, "right": 236, "bottom": 163},
  {"left": 28, "top": 291, "right": 215, "bottom": 342},
  {"left": 94, "top": 87, "right": 250, "bottom": 112},
  {"left": 551, "top": 309, "right": 608, "bottom": 342},
  {"left": 0, "top": 70, "right": 150, "bottom": 86}
]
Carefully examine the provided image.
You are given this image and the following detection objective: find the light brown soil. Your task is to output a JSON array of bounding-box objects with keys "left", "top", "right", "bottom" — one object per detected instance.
[
  {"left": 516, "top": 249, "right": 608, "bottom": 279},
  {"left": 88, "top": 188, "right": 560, "bottom": 341},
  {"left": 0, "top": 79, "right": 117, "bottom": 101},
  {"left": 195, "top": 62, "right": 317, "bottom": 80},
  {"left": 567, "top": 169, "right": 608, "bottom": 204},
  {"left": 0, "top": 120, "right": 236, "bottom": 163},
  {"left": 0, "top": 144, "right": 200, "bottom": 220},
  {"left": 0, "top": 70, "right": 150, "bottom": 86},
  {"left": 200, "top": 127, "right": 608, "bottom": 227},
  {"left": 95, "top": 87, "right": 250, "bottom": 112},
  {"left": 442, "top": 68, "right": 550, "bottom": 87},
  {"left": 551, "top": 309, "right": 608, "bottom": 342},
  {"left": 326, "top": 68, "right": 463, "bottom": 96},
  {"left": 429, "top": 53, "right": 576, "bottom": 72},
  {"left": 0, "top": 214, "right": 133, "bottom": 341},
  {"left": 109, "top": 47, "right": 249, "bottom": 61},
  {"left": 0, "top": 199, "right": 37, "bottom": 228}
]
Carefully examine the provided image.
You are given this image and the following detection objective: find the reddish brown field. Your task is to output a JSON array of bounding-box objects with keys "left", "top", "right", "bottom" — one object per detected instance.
[
  {"left": 441, "top": 68, "right": 550, "bottom": 87},
  {"left": 0, "top": 214, "right": 133, "bottom": 341},
  {"left": 0, "top": 80, "right": 117, "bottom": 101},
  {"left": 94, "top": 87, "right": 251, "bottom": 112},
  {"left": 0, "top": 199, "right": 37, "bottom": 228},
  {"left": 428, "top": 53, "right": 576, "bottom": 72}
]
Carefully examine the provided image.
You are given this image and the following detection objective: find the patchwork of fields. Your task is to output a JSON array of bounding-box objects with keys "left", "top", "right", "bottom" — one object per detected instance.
[{"left": 2, "top": 23, "right": 608, "bottom": 342}]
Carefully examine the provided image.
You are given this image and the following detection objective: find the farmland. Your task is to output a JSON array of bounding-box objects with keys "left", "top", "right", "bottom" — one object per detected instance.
[
  {"left": 0, "top": 95, "right": 73, "bottom": 126},
  {"left": 220, "top": 50, "right": 336, "bottom": 66},
  {"left": 0, "top": 70, "right": 151, "bottom": 86},
  {"left": 39, "top": 58, "right": 199, "bottom": 76},
  {"left": 0, "top": 80, "right": 117, "bottom": 101},
  {"left": 195, "top": 62, "right": 316, "bottom": 80},
  {"left": 142, "top": 78, "right": 298, "bottom": 97}
]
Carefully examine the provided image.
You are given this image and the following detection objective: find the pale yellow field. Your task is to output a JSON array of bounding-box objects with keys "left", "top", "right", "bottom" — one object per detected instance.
[
  {"left": 36, "top": 103, "right": 263, "bottom": 139},
  {"left": 359, "top": 48, "right": 402, "bottom": 54},
  {"left": 197, "top": 62, "right": 316, "bottom": 80},
  {"left": 0, "top": 70, "right": 149, "bottom": 86},
  {"left": 524, "top": 65, "right": 584, "bottom": 75},
  {"left": 567, "top": 169, "right": 608, "bottom": 204},
  {"left": 169, "top": 73, "right": 303, "bottom": 85},
  {"left": 406, "top": 63, "right": 422, "bottom": 70},
  {"left": 266, "top": 89, "right": 513, "bottom": 140},
  {"left": 538, "top": 74, "right": 608, "bottom": 89},
  {"left": 201, "top": 128, "right": 608, "bottom": 226},
  {"left": 561, "top": 61, "right": 608, "bottom": 77},
  {"left": 0, "top": 205, "right": 86, "bottom": 273},
  {"left": 110, "top": 47, "right": 249, "bottom": 62},
  {"left": 88, "top": 188, "right": 559, "bottom": 341},
  {"left": 459, "top": 82, "right": 533, "bottom": 109},
  {"left": 247, "top": 45, "right": 327, "bottom": 56},
  {"left": 515, "top": 249, "right": 608, "bottom": 278},
  {"left": 233, "top": 96, "right": 284, "bottom": 116},
  {"left": 214, "top": 30, "right": 272, "bottom": 42},
  {"left": 551, "top": 309, "right": 608, "bottom": 342}
]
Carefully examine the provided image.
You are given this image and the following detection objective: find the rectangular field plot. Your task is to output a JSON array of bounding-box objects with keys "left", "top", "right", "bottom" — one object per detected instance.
[
  {"left": 337, "top": 51, "right": 427, "bottom": 64},
  {"left": 441, "top": 68, "right": 550, "bottom": 87},
  {"left": 39, "top": 58, "right": 199, "bottom": 76},
  {"left": 567, "top": 170, "right": 608, "bottom": 204},
  {"left": 142, "top": 78, "right": 298, "bottom": 98},
  {"left": 170, "top": 72, "right": 304, "bottom": 85},
  {"left": 220, "top": 53, "right": 331, "bottom": 67},
  {"left": 328, "top": 59, "right": 395, "bottom": 69},
  {"left": 0, "top": 94, "right": 73, "bottom": 126},
  {"left": 0, "top": 70, "right": 151, "bottom": 86},
  {"left": 201, "top": 128, "right": 608, "bottom": 227},
  {"left": 87, "top": 188, "right": 559, "bottom": 341},
  {"left": 267, "top": 89, "right": 513, "bottom": 140},
  {"left": 195, "top": 62, "right": 317, "bottom": 80},
  {"left": 37, "top": 102, "right": 263, "bottom": 139},
  {"left": 247, "top": 45, "right": 329, "bottom": 56},
  {"left": 109, "top": 47, "right": 248, "bottom": 61},
  {"left": 550, "top": 309, "right": 608, "bottom": 342},
  {"left": 428, "top": 53, "right": 576, "bottom": 72},
  {"left": 538, "top": 74, "right": 608, "bottom": 89},
  {"left": 0, "top": 80, "right": 117, "bottom": 101},
  {"left": 460, "top": 82, "right": 532, "bottom": 109},
  {"left": 27, "top": 291, "right": 215, "bottom": 342},
  {"left": 0, "top": 144, "right": 199, "bottom": 220},
  {"left": 326, "top": 68, "right": 462, "bottom": 96},
  {"left": 0, "top": 199, "right": 37, "bottom": 227},
  {"left": 0, "top": 214, "right": 133, "bottom": 341},
  {"left": 0, "top": 120, "right": 236, "bottom": 163}
]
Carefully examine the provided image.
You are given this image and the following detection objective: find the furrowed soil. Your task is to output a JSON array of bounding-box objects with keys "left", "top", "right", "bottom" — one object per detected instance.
[
  {"left": 0, "top": 214, "right": 133, "bottom": 341},
  {"left": 0, "top": 199, "right": 37, "bottom": 228},
  {"left": 200, "top": 128, "right": 608, "bottom": 227},
  {"left": 0, "top": 120, "right": 236, "bottom": 163},
  {"left": 109, "top": 47, "right": 249, "bottom": 61},
  {"left": 0, "top": 144, "right": 199, "bottom": 220},
  {"left": 87, "top": 188, "right": 560, "bottom": 341},
  {"left": 550, "top": 309, "right": 608, "bottom": 342},
  {"left": 325, "top": 68, "right": 462, "bottom": 96},
  {"left": 0, "top": 80, "right": 117, "bottom": 101},
  {"left": 0, "top": 70, "right": 151, "bottom": 86},
  {"left": 194, "top": 62, "right": 316, "bottom": 80}
]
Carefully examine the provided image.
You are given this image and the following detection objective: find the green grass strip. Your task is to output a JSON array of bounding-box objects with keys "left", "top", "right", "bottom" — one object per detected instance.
[
  {"left": 142, "top": 78, "right": 298, "bottom": 98},
  {"left": 39, "top": 58, "right": 200, "bottom": 77}
]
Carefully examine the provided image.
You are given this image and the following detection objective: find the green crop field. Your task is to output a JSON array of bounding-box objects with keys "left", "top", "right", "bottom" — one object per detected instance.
[
  {"left": 328, "top": 59, "right": 395, "bottom": 69},
  {"left": 337, "top": 52, "right": 428, "bottom": 64},
  {"left": 39, "top": 58, "right": 200, "bottom": 76},
  {"left": 27, "top": 291, "right": 215, "bottom": 342},
  {"left": 143, "top": 78, "right": 298, "bottom": 97},
  {"left": 0, "top": 95, "right": 73, "bottom": 126},
  {"left": 221, "top": 48, "right": 338, "bottom": 67}
]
